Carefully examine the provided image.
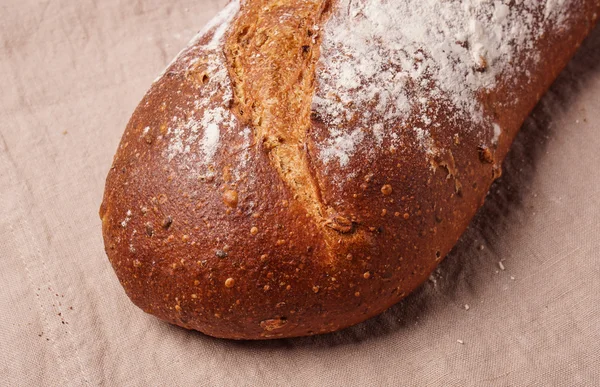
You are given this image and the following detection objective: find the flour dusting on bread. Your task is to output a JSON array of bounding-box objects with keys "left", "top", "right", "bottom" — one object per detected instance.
[
  {"left": 312, "top": 0, "right": 571, "bottom": 168},
  {"left": 164, "top": 0, "right": 241, "bottom": 166}
]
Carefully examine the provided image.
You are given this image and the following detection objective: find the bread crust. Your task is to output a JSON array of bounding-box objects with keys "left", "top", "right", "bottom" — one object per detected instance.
[{"left": 100, "top": 0, "right": 600, "bottom": 339}]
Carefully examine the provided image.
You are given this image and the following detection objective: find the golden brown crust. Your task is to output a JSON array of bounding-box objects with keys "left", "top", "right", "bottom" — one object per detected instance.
[{"left": 100, "top": 0, "right": 600, "bottom": 339}]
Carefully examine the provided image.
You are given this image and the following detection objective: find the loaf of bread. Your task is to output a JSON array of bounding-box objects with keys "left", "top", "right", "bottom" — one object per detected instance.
[{"left": 100, "top": 0, "right": 600, "bottom": 339}]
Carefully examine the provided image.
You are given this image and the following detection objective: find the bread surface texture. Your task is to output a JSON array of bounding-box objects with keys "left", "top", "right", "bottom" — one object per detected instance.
[{"left": 100, "top": 0, "right": 600, "bottom": 339}]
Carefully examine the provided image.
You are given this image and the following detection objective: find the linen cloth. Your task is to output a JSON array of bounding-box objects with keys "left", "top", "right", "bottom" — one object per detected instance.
[{"left": 1, "top": 0, "right": 599, "bottom": 385}]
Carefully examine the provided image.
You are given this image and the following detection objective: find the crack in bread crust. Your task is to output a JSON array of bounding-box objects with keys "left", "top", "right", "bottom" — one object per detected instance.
[{"left": 224, "top": 0, "right": 339, "bottom": 227}]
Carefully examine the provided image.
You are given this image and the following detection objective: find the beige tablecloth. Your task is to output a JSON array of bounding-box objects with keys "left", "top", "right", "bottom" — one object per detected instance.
[{"left": 1, "top": 1, "right": 599, "bottom": 385}]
